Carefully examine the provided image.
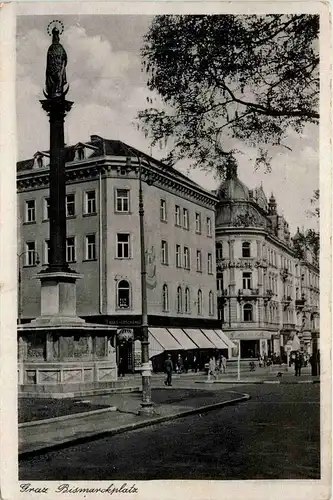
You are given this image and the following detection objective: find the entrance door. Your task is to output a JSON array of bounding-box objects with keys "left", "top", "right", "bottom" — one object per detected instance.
[{"left": 240, "top": 339, "right": 260, "bottom": 358}]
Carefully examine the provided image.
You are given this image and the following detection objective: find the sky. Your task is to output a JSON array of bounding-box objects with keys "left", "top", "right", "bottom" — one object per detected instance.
[{"left": 16, "top": 15, "right": 319, "bottom": 233}]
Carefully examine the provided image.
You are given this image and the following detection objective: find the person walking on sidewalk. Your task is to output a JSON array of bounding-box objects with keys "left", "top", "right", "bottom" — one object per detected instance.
[
  {"left": 164, "top": 354, "right": 174, "bottom": 386},
  {"left": 294, "top": 352, "right": 302, "bottom": 376},
  {"left": 177, "top": 354, "right": 184, "bottom": 374},
  {"left": 221, "top": 355, "right": 227, "bottom": 374},
  {"left": 208, "top": 356, "right": 217, "bottom": 381}
]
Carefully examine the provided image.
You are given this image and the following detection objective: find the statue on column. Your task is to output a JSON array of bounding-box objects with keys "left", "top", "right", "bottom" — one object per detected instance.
[{"left": 45, "top": 25, "right": 68, "bottom": 99}]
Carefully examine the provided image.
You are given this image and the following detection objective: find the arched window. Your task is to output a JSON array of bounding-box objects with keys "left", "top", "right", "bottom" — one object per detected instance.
[
  {"left": 162, "top": 284, "right": 169, "bottom": 311},
  {"left": 242, "top": 241, "right": 251, "bottom": 258},
  {"left": 197, "top": 289, "right": 202, "bottom": 315},
  {"left": 216, "top": 242, "right": 223, "bottom": 260},
  {"left": 177, "top": 286, "right": 182, "bottom": 313},
  {"left": 118, "top": 280, "right": 130, "bottom": 309},
  {"left": 243, "top": 303, "right": 253, "bottom": 322},
  {"left": 209, "top": 291, "right": 214, "bottom": 315},
  {"left": 184, "top": 287, "right": 190, "bottom": 313}
]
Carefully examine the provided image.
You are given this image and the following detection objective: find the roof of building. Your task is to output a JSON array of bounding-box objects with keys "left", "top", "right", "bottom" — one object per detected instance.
[
  {"left": 216, "top": 164, "right": 250, "bottom": 201},
  {"left": 17, "top": 135, "right": 204, "bottom": 191}
]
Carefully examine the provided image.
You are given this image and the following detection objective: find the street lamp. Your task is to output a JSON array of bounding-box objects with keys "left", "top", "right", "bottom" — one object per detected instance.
[
  {"left": 125, "top": 149, "right": 155, "bottom": 415},
  {"left": 17, "top": 251, "right": 40, "bottom": 324}
]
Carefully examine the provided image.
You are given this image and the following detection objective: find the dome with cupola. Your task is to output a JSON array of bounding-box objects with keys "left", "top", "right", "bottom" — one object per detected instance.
[{"left": 216, "top": 162, "right": 250, "bottom": 201}]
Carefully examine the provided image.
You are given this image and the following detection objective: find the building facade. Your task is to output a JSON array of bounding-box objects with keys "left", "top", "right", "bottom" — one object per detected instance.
[
  {"left": 214, "top": 164, "right": 319, "bottom": 360},
  {"left": 17, "top": 135, "right": 230, "bottom": 371}
]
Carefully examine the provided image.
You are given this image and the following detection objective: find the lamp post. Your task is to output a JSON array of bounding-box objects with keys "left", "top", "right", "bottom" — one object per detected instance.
[
  {"left": 137, "top": 157, "right": 155, "bottom": 414},
  {"left": 17, "top": 251, "right": 40, "bottom": 324},
  {"left": 125, "top": 149, "right": 155, "bottom": 414}
]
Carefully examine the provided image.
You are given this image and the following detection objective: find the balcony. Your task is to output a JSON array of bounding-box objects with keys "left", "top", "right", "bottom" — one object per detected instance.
[
  {"left": 238, "top": 288, "right": 259, "bottom": 300},
  {"left": 282, "top": 323, "right": 296, "bottom": 331},
  {"left": 295, "top": 297, "right": 306, "bottom": 309},
  {"left": 282, "top": 295, "right": 292, "bottom": 308},
  {"left": 216, "top": 289, "right": 228, "bottom": 298}
]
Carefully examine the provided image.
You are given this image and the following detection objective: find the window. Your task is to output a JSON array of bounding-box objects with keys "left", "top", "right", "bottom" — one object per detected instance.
[
  {"left": 175, "top": 205, "right": 181, "bottom": 226},
  {"left": 25, "top": 241, "right": 37, "bottom": 266},
  {"left": 217, "top": 273, "right": 224, "bottom": 291},
  {"left": 25, "top": 200, "right": 36, "bottom": 223},
  {"left": 242, "top": 272, "right": 252, "bottom": 289},
  {"left": 195, "top": 212, "right": 201, "bottom": 233},
  {"left": 162, "top": 284, "right": 169, "bottom": 311},
  {"left": 183, "top": 208, "right": 189, "bottom": 229},
  {"left": 160, "top": 199, "right": 167, "bottom": 221},
  {"left": 243, "top": 303, "right": 253, "bottom": 322},
  {"left": 117, "top": 234, "right": 130, "bottom": 259},
  {"left": 177, "top": 286, "right": 182, "bottom": 313},
  {"left": 66, "top": 194, "right": 75, "bottom": 217},
  {"left": 184, "top": 246, "right": 190, "bottom": 269},
  {"left": 185, "top": 288, "right": 190, "bottom": 313},
  {"left": 161, "top": 240, "right": 168, "bottom": 265},
  {"left": 196, "top": 250, "right": 202, "bottom": 272},
  {"left": 34, "top": 154, "right": 44, "bottom": 169},
  {"left": 44, "top": 198, "right": 50, "bottom": 220},
  {"left": 197, "top": 289, "right": 202, "bottom": 315},
  {"left": 206, "top": 217, "right": 212, "bottom": 237},
  {"left": 209, "top": 291, "right": 214, "bottom": 315},
  {"left": 85, "top": 191, "right": 96, "bottom": 214},
  {"left": 242, "top": 241, "right": 251, "bottom": 258},
  {"left": 216, "top": 242, "right": 223, "bottom": 260},
  {"left": 85, "top": 234, "right": 96, "bottom": 260},
  {"left": 176, "top": 245, "right": 182, "bottom": 268},
  {"left": 207, "top": 253, "right": 213, "bottom": 274},
  {"left": 118, "top": 280, "right": 130, "bottom": 309},
  {"left": 76, "top": 147, "right": 85, "bottom": 161},
  {"left": 66, "top": 237, "right": 76, "bottom": 263},
  {"left": 116, "top": 189, "right": 129, "bottom": 212},
  {"left": 44, "top": 240, "right": 50, "bottom": 265}
]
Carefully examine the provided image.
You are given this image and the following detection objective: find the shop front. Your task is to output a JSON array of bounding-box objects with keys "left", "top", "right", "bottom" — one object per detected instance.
[{"left": 132, "top": 327, "right": 235, "bottom": 372}]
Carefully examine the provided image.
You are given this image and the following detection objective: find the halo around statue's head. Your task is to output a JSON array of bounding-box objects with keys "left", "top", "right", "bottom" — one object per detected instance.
[{"left": 47, "top": 20, "right": 64, "bottom": 37}]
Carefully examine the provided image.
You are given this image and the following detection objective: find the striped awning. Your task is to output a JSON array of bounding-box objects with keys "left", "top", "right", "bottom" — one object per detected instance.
[
  {"left": 214, "top": 330, "right": 236, "bottom": 349},
  {"left": 148, "top": 332, "right": 164, "bottom": 359},
  {"left": 149, "top": 328, "right": 182, "bottom": 351},
  {"left": 201, "top": 329, "right": 229, "bottom": 349},
  {"left": 167, "top": 328, "right": 198, "bottom": 350},
  {"left": 183, "top": 329, "right": 215, "bottom": 349}
]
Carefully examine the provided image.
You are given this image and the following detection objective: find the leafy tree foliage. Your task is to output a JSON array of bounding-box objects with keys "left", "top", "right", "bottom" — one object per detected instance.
[
  {"left": 293, "top": 190, "right": 320, "bottom": 262},
  {"left": 138, "top": 14, "right": 319, "bottom": 174}
]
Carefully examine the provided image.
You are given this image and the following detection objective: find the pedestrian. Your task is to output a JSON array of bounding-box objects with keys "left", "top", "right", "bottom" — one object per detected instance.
[
  {"left": 118, "top": 357, "right": 125, "bottom": 377},
  {"left": 258, "top": 355, "right": 263, "bottom": 368},
  {"left": 184, "top": 356, "right": 189, "bottom": 373},
  {"left": 294, "top": 352, "right": 302, "bottom": 376},
  {"left": 193, "top": 354, "right": 198, "bottom": 373},
  {"left": 177, "top": 354, "right": 184, "bottom": 374},
  {"left": 208, "top": 355, "right": 216, "bottom": 381},
  {"left": 164, "top": 354, "right": 173, "bottom": 386},
  {"left": 263, "top": 354, "right": 268, "bottom": 368},
  {"left": 221, "top": 355, "right": 227, "bottom": 374}
]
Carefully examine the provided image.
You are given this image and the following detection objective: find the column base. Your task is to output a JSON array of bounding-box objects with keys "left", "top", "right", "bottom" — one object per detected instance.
[{"left": 138, "top": 402, "right": 158, "bottom": 416}]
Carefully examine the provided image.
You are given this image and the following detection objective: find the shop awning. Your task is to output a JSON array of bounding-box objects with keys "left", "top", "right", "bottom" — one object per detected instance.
[
  {"left": 201, "top": 329, "right": 229, "bottom": 349},
  {"left": 148, "top": 332, "right": 164, "bottom": 359},
  {"left": 183, "top": 329, "right": 215, "bottom": 349},
  {"left": 149, "top": 328, "right": 182, "bottom": 351},
  {"left": 214, "top": 330, "right": 236, "bottom": 349},
  {"left": 167, "top": 328, "right": 198, "bottom": 350}
]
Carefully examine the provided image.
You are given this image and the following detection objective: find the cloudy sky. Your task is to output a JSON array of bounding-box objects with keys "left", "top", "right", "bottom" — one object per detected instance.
[{"left": 17, "top": 15, "right": 319, "bottom": 233}]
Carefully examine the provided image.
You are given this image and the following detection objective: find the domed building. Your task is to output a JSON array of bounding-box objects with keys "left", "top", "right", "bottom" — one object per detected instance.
[{"left": 215, "top": 164, "right": 319, "bottom": 362}]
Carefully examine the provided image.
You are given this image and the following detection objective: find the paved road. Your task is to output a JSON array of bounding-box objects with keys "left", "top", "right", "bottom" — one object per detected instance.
[{"left": 19, "top": 384, "right": 320, "bottom": 480}]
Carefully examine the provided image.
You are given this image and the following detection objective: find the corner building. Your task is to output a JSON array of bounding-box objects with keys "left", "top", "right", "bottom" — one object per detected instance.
[
  {"left": 214, "top": 164, "right": 319, "bottom": 360},
  {"left": 17, "top": 135, "right": 231, "bottom": 372}
]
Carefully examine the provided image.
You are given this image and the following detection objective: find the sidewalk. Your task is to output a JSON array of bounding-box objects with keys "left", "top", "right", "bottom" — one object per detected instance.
[{"left": 19, "top": 387, "right": 249, "bottom": 457}]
